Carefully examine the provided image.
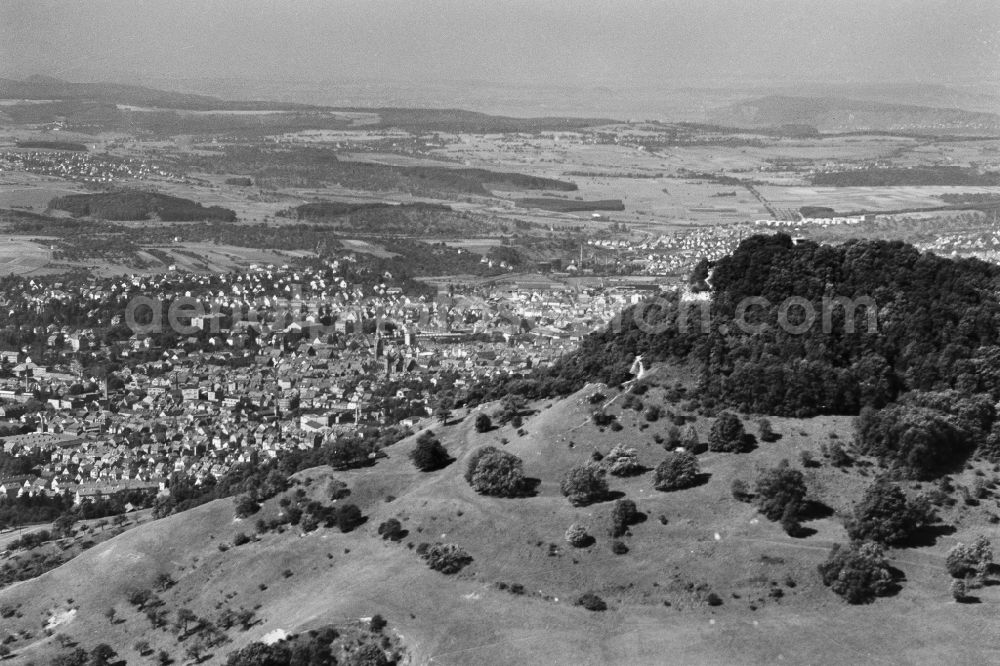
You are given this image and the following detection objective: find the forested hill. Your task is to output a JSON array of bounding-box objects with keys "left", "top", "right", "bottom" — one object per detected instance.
[{"left": 486, "top": 234, "right": 1000, "bottom": 419}]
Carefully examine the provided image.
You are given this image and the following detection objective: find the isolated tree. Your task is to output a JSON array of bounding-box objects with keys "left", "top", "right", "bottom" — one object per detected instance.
[
  {"left": 369, "top": 614, "right": 388, "bottom": 633},
  {"left": 89, "top": 644, "right": 117, "bottom": 666},
  {"left": 175, "top": 607, "right": 197, "bottom": 636},
  {"left": 301, "top": 513, "right": 320, "bottom": 533},
  {"left": 53, "top": 513, "right": 77, "bottom": 538},
  {"left": 134, "top": 640, "right": 152, "bottom": 656},
  {"left": 603, "top": 443, "right": 642, "bottom": 476},
  {"left": 435, "top": 397, "right": 453, "bottom": 425},
  {"left": 754, "top": 459, "right": 807, "bottom": 531},
  {"left": 474, "top": 413, "right": 492, "bottom": 433},
  {"left": 560, "top": 464, "right": 609, "bottom": 506},
  {"left": 609, "top": 498, "right": 639, "bottom": 537},
  {"left": 709, "top": 412, "right": 751, "bottom": 452},
  {"left": 565, "top": 523, "right": 590, "bottom": 547},
  {"left": 336, "top": 504, "right": 364, "bottom": 532},
  {"left": 818, "top": 541, "right": 894, "bottom": 604},
  {"left": 664, "top": 425, "right": 682, "bottom": 449},
  {"left": 467, "top": 447, "right": 527, "bottom": 497},
  {"left": 731, "top": 478, "right": 751, "bottom": 502},
  {"left": 410, "top": 431, "right": 450, "bottom": 472},
  {"left": 846, "top": 477, "right": 935, "bottom": 546},
  {"left": 51, "top": 648, "right": 88, "bottom": 666},
  {"left": 346, "top": 643, "right": 389, "bottom": 666},
  {"left": 575, "top": 592, "right": 607, "bottom": 611},
  {"left": 951, "top": 578, "right": 968, "bottom": 602},
  {"left": 758, "top": 418, "right": 778, "bottom": 442},
  {"left": 653, "top": 450, "right": 701, "bottom": 491},
  {"left": 233, "top": 494, "right": 260, "bottom": 519},
  {"left": 154, "top": 572, "right": 175, "bottom": 592},
  {"left": 946, "top": 535, "right": 994, "bottom": 580},
  {"left": 378, "top": 518, "right": 405, "bottom": 541},
  {"left": 681, "top": 424, "right": 701, "bottom": 452},
  {"left": 421, "top": 542, "right": 472, "bottom": 574}
]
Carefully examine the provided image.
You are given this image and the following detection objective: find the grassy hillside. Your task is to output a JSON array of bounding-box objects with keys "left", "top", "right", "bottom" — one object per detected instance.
[{"left": 2, "top": 378, "right": 998, "bottom": 664}]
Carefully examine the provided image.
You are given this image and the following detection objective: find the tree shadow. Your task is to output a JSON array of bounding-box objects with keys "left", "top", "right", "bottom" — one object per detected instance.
[
  {"left": 513, "top": 477, "right": 541, "bottom": 498},
  {"left": 385, "top": 529, "right": 409, "bottom": 542},
  {"left": 956, "top": 595, "right": 982, "bottom": 604},
  {"left": 901, "top": 523, "right": 957, "bottom": 548},
  {"left": 880, "top": 566, "right": 906, "bottom": 598},
  {"left": 789, "top": 525, "right": 817, "bottom": 538},
  {"left": 573, "top": 535, "right": 596, "bottom": 548},
  {"left": 690, "top": 472, "right": 712, "bottom": 488},
  {"left": 613, "top": 465, "right": 651, "bottom": 477},
  {"left": 574, "top": 490, "right": 626, "bottom": 507},
  {"left": 799, "top": 500, "right": 835, "bottom": 521}
]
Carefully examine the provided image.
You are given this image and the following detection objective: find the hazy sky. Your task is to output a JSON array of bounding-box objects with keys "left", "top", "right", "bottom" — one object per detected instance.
[{"left": 2, "top": 0, "right": 998, "bottom": 87}]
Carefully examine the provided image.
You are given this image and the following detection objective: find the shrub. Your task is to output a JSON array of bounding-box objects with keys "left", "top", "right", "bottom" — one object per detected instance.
[
  {"left": 758, "top": 418, "right": 778, "bottom": 442},
  {"left": 560, "top": 464, "right": 609, "bottom": 506},
  {"left": 603, "top": 444, "right": 643, "bottom": 476},
  {"left": 846, "top": 477, "right": 935, "bottom": 546},
  {"left": 644, "top": 405, "right": 661, "bottom": 422},
  {"left": 818, "top": 541, "right": 894, "bottom": 604},
  {"left": 754, "top": 460, "right": 806, "bottom": 531},
  {"left": 709, "top": 412, "right": 751, "bottom": 452},
  {"left": 664, "top": 425, "right": 682, "bottom": 448},
  {"left": 467, "top": 447, "right": 527, "bottom": 497},
  {"left": 609, "top": 498, "right": 639, "bottom": 537},
  {"left": 653, "top": 451, "right": 700, "bottom": 491},
  {"left": 951, "top": 578, "right": 968, "bottom": 602},
  {"left": 705, "top": 592, "right": 723, "bottom": 606},
  {"left": 731, "top": 479, "right": 751, "bottom": 501},
  {"left": 945, "top": 535, "right": 993, "bottom": 580},
  {"left": 232, "top": 532, "right": 250, "bottom": 546},
  {"left": 421, "top": 543, "right": 472, "bottom": 574},
  {"left": 474, "top": 413, "right": 492, "bottom": 433},
  {"left": 575, "top": 592, "right": 607, "bottom": 611},
  {"left": 410, "top": 431, "right": 450, "bottom": 472}
]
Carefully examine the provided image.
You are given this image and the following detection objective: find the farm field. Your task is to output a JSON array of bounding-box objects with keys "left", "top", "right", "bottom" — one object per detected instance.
[
  {"left": 0, "top": 236, "right": 52, "bottom": 274},
  {"left": 756, "top": 185, "right": 1000, "bottom": 213}
]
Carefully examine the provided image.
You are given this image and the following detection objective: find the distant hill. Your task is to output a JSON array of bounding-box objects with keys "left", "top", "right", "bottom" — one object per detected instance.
[
  {"left": 707, "top": 95, "right": 1000, "bottom": 134},
  {"left": 0, "top": 75, "right": 306, "bottom": 111},
  {"left": 0, "top": 76, "right": 617, "bottom": 132}
]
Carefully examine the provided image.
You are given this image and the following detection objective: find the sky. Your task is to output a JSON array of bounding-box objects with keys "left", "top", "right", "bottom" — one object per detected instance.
[{"left": 1, "top": 0, "right": 998, "bottom": 88}]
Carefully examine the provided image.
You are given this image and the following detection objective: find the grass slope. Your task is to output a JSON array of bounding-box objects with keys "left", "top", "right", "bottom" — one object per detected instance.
[{"left": 1, "top": 380, "right": 998, "bottom": 664}]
